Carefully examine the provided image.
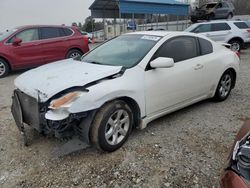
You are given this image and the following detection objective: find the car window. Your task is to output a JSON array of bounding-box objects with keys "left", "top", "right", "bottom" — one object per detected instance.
[
  {"left": 63, "top": 28, "right": 73, "bottom": 36},
  {"left": 234, "top": 22, "right": 249, "bottom": 29},
  {"left": 9, "top": 28, "right": 39, "bottom": 43},
  {"left": 211, "top": 23, "right": 231, "bottom": 31},
  {"left": 221, "top": 2, "right": 229, "bottom": 8},
  {"left": 198, "top": 38, "right": 213, "bottom": 55},
  {"left": 204, "top": 3, "right": 216, "bottom": 9},
  {"left": 217, "top": 3, "right": 223, "bottom": 8},
  {"left": 40, "top": 27, "right": 61, "bottom": 39},
  {"left": 192, "top": 24, "right": 212, "bottom": 33},
  {"left": 154, "top": 37, "right": 198, "bottom": 63}
]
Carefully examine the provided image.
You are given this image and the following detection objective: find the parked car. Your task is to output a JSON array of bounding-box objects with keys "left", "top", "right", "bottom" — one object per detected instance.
[
  {"left": 190, "top": 2, "right": 235, "bottom": 23},
  {"left": 221, "top": 119, "right": 250, "bottom": 188},
  {"left": 185, "top": 20, "right": 250, "bottom": 51},
  {"left": 0, "top": 25, "right": 89, "bottom": 78},
  {"left": 11, "top": 31, "right": 239, "bottom": 153}
]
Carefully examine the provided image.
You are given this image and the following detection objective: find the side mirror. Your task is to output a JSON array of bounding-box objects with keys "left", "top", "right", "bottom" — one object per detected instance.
[
  {"left": 12, "top": 37, "right": 22, "bottom": 46},
  {"left": 150, "top": 57, "right": 174, "bottom": 69}
]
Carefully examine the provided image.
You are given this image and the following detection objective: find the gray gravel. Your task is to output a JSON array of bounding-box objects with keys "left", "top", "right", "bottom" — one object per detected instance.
[{"left": 0, "top": 48, "right": 250, "bottom": 188}]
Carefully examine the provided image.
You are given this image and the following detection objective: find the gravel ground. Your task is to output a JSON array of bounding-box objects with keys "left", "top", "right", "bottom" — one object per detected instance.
[{"left": 0, "top": 47, "right": 250, "bottom": 188}]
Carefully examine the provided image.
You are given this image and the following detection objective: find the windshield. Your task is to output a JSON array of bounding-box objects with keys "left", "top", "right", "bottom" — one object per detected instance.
[
  {"left": 82, "top": 34, "right": 161, "bottom": 68},
  {"left": 200, "top": 3, "right": 216, "bottom": 9},
  {"left": 0, "top": 29, "right": 16, "bottom": 41}
]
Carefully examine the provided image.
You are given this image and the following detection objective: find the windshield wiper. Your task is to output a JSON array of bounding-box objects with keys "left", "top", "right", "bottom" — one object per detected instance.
[{"left": 88, "top": 61, "right": 103, "bottom": 65}]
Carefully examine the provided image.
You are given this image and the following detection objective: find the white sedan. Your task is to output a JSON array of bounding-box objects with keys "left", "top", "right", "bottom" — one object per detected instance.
[{"left": 11, "top": 31, "right": 240, "bottom": 152}]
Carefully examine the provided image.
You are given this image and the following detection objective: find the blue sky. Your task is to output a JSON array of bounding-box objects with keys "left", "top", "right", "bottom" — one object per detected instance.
[{"left": 0, "top": 0, "right": 93, "bottom": 31}]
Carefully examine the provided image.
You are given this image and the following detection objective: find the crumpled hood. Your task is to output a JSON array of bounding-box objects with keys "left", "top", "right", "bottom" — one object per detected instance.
[{"left": 14, "top": 59, "right": 122, "bottom": 102}]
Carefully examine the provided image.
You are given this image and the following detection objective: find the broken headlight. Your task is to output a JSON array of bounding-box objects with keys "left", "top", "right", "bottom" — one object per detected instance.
[{"left": 49, "top": 92, "right": 84, "bottom": 110}]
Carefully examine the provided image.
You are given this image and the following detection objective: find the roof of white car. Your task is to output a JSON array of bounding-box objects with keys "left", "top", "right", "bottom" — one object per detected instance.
[
  {"left": 193, "top": 20, "right": 245, "bottom": 25},
  {"left": 126, "top": 31, "right": 185, "bottom": 37}
]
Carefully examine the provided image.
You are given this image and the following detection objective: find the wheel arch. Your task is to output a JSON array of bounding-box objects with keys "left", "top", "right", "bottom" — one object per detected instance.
[
  {"left": 94, "top": 96, "right": 142, "bottom": 129},
  {"left": 226, "top": 68, "right": 237, "bottom": 88},
  {"left": 228, "top": 37, "right": 244, "bottom": 44}
]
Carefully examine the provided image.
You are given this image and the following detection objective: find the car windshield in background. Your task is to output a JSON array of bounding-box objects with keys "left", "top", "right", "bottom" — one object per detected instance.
[
  {"left": 82, "top": 34, "right": 161, "bottom": 68},
  {"left": 201, "top": 3, "right": 216, "bottom": 9},
  {"left": 0, "top": 29, "right": 16, "bottom": 41}
]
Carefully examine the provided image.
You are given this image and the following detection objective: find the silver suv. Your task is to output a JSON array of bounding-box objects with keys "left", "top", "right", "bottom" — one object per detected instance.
[
  {"left": 185, "top": 20, "right": 250, "bottom": 51},
  {"left": 190, "top": 2, "right": 235, "bottom": 23}
]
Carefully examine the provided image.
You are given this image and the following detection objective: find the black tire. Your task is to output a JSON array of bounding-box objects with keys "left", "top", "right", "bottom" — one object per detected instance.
[
  {"left": 66, "top": 49, "right": 83, "bottom": 59},
  {"left": 91, "top": 100, "right": 133, "bottom": 152},
  {"left": 229, "top": 39, "right": 242, "bottom": 52},
  {"left": 0, "top": 58, "right": 10, "bottom": 78},
  {"left": 213, "top": 70, "right": 234, "bottom": 102},
  {"left": 227, "top": 13, "right": 233, "bottom": 19}
]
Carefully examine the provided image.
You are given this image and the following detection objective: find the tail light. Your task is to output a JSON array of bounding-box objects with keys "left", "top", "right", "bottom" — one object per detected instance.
[{"left": 247, "top": 29, "right": 250, "bottom": 33}]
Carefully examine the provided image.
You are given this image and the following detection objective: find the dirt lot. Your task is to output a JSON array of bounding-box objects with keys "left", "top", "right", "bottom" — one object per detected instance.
[{"left": 0, "top": 48, "right": 250, "bottom": 188}]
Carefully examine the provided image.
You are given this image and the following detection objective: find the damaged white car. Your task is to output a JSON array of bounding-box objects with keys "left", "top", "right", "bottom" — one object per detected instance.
[{"left": 11, "top": 31, "right": 240, "bottom": 153}]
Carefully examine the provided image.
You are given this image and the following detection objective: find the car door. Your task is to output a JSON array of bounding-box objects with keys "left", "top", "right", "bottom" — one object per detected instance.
[
  {"left": 192, "top": 23, "right": 213, "bottom": 38},
  {"left": 145, "top": 36, "right": 208, "bottom": 115},
  {"left": 209, "top": 23, "right": 232, "bottom": 42},
  {"left": 39, "top": 27, "right": 68, "bottom": 63},
  {"left": 6, "top": 28, "right": 45, "bottom": 68}
]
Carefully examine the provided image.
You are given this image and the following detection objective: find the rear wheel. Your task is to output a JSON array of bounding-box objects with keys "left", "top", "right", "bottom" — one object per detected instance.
[
  {"left": 0, "top": 58, "right": 9, "bottom": 78},
  {"left": 213, "top": 70, "right": 234, "bottom": 101},
  {"left": 227, "top": 13, "right": 233, "bottom": 19},
  {"left": 229, "top": 39, "right": 242, "bottom": 52},
  {"left": 91, "top": 100, "right": 133, "bottom": 152},
  {"left": 66, "top": 49, "right": 83, "bottom": 59}
]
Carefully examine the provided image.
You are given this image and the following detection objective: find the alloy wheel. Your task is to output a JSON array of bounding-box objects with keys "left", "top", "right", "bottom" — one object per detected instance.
[
  {"left": 231, "top": 42, "right": 240, "bottom": 52},
  {"left": 105, "top": 109, "right": 130, "bottom": 146},
  {"left": 69, "top": 52, "right": 81, "bottom": 58},
  {"left": 0, "top": 61, "right": 6, "bottom": 77},
  {"left": 219, "top": 74, "right": 232, "bottom": 98}
]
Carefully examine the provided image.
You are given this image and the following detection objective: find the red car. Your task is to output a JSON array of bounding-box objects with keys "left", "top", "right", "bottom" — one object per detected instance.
[
  {"left": 0, "top": 25, "right": 89, "bottom": 78},
  {"left": 221, "top": 118, "right": 250, "bottom": 188}
]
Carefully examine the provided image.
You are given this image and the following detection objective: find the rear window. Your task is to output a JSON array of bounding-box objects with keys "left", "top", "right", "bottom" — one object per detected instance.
[
  {"left": 63, "top": 28, "right": 73, "bottom": 36},
  {"left": 40, "top": 27, "right": 61, "bottom": 39},
  {"left": 192, "top": 24, "right": 212, "bottom": 33},
  {"left": 212, "top": 23, "right": 231, "bottom": 31},
  {"left": 234, "top": 22, "right": 249, "bottom": 29},
  {"left": 198, "top": 38, "right": 213, "bottom": 55}
]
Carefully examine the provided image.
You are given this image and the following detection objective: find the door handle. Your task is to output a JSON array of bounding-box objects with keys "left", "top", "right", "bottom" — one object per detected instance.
[
  {"left": 194, "top": 64, "right": 204, "bottom": 70},
  {"left": 206, "top": 34, "right": 211, "bottom": 37}
]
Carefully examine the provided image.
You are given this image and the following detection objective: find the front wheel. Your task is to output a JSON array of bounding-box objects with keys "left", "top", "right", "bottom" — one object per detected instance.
[
  {"left": 213, "top": 71, "right": 234, "bottom": 101},
  {"left": 66, "top": 49, "right": 83, "bottom": 59},
  {"left": 91, "top": 100, "right": 133, "bottom": 152},
  {"left": 0, "top": 58, "right": 10, "bottom": 78}
]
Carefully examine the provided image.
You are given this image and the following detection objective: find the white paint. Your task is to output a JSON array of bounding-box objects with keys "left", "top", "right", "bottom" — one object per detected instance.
[{"left": 14, "top": 31, "right": 240, "bottom": 128}]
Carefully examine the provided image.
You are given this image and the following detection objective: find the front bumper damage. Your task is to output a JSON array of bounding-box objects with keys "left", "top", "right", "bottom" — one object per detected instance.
[{"left": 11, "top": 89, "right": 96, "bottom": 157}]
